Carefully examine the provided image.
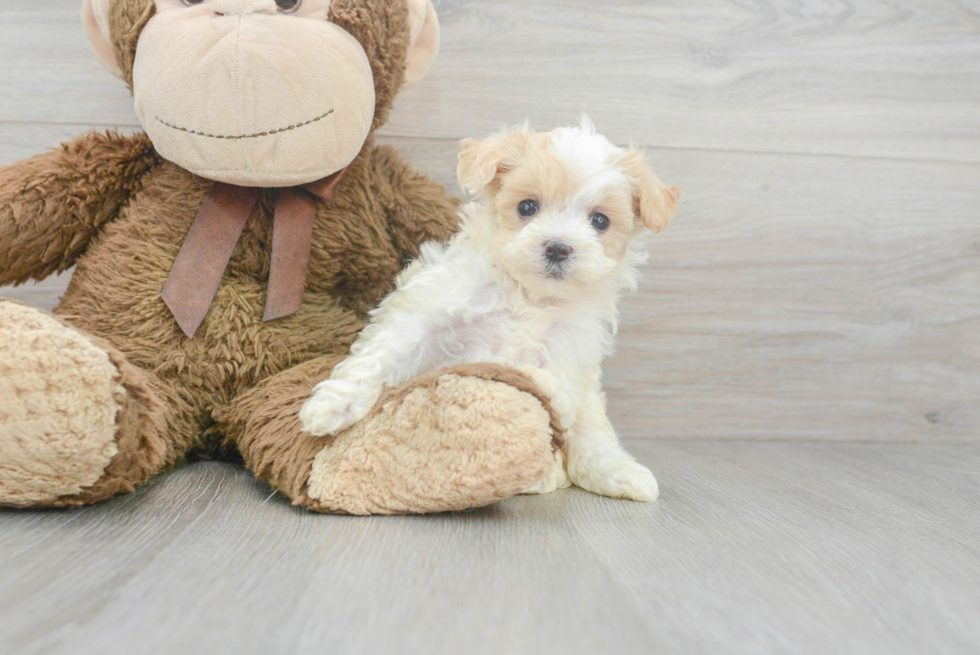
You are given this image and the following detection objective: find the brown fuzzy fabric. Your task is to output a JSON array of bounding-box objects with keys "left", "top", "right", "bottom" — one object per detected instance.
[
  {"left": 0, "top": 300, "right": 192, "bottom": 508},
  {"left": 109, "top": 0, "right": 154, "bottom": 89},
  {"left": 329, "top": 0, "right": 412, "bottom": 132},
  {"left": 219, "top": 354, "right": 347, "bottom": 505},
  {"left": 224, "top": 361, "right": 559, "bottom": 515},
  {"left": 0, "top": 0, "right": 557, "bottom": 512},
  {"left": 0, "top": 131, "right": 158, "bottom": 286},
  {"left": 0, "top": 130, "right": 488, "bottom": 509},
  {"left": 52, "top": 327, "right": 200, "bottom": 507}
]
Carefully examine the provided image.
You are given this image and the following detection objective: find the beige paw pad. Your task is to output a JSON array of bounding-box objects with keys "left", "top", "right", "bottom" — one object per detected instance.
[{"left": 0, "top": 302, "right": 122, "bottom": 506}]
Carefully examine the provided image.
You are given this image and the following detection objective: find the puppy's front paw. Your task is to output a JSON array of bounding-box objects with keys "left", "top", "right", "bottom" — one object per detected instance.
[
  {"left": 570, "top": 456, "right": 659, "bottom": 502},
  {"left": 299, "top": 380, "right": 380, "bottom": 437}
]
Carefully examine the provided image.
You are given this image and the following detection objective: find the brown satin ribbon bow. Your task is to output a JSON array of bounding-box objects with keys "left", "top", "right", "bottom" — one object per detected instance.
[{"left": 161, "top": 169, "right": 346, "bottom": 338}]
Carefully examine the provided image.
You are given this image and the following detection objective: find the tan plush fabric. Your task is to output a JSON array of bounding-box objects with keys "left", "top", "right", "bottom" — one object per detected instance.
[
  {"left": 133, "top": 4, "right": 377, "bottom": 187},
  {"left": 224, "top": 359, "right": 558, "bottom": 515},
  {"left": 82, "top": 0, "right": 123, "bottom": 79},
  {"left": 0, "top": 301, "right": 197, "bottom": 509},
  {"left": 0, "top": 302, "right": 121, "bottom": 505},
  {"left": 404, "top": 0, "right": 440, "bottom": 87},
  {"left": 0, "top": 0, "right": 557, "bottom": 513},
  {"left": 99, "top": 0, "right": 439, "bottom": 186},
  {"left": 307, "top": 369, "right": 556, "bottom": 515}
]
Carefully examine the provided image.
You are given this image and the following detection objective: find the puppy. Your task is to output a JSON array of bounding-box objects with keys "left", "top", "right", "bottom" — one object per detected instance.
[{"left": 299, "top": 117, "right": 680, "bottom": 502}]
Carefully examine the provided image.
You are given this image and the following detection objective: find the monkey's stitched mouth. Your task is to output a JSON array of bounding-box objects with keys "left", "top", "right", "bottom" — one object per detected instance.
[{"left": 155, "top": 109, "right": 334, "bottom": 140}]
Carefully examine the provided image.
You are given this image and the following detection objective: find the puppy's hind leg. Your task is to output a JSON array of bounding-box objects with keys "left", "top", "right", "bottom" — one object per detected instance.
[{"left": 565, "top": 387, "right": 659, "bottom": 502}]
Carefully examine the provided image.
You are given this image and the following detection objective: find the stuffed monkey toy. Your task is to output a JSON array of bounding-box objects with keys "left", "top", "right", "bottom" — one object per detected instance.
[{"left": 0, "top": 0, "right": 560, "bottom": 514}]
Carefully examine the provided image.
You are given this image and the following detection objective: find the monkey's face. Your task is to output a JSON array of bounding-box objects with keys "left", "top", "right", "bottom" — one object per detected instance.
[{"left": 83, "top": 0, "right": 439, "bottom": 187}]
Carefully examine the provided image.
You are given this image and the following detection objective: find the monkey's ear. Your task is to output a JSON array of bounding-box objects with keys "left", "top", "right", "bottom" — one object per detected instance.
[
  {"left": 82, "top": 0, "right": 124, "bottom": 79},
  {"left": 404, "top": 0, "right": 440, "bottom": 87}
]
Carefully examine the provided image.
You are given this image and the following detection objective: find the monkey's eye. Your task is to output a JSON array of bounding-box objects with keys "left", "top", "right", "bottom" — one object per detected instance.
[
  {"left": 276, "top": 0, "right": 301, "bottom": 12},
  {"left": 590, "top": 212, "right": 610, "bottom": 232},
  {"left": 181, "top": 0, "right": 205, "bottom": 5},
  {"left": 518, "top": 199, "right": 539, "bottom": 218}
]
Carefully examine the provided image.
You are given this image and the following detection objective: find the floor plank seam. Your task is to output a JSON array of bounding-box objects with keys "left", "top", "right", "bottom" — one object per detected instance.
[
  {"left": 375, "top": 134, "right": 980, "bottom": 167},
  {"left": 621, "top": 438, "right": 980, "bottom": 446},
  {"left": 3, "top": 120, "right": 978, "bottom": 168}
]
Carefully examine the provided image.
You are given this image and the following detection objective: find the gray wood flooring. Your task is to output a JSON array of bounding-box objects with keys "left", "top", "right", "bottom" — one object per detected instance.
[
  {"left": 2, "top": 442, "right": 978, "bottom": 655},
  {"left": 1, "top": 1, "right": 978, "bottom": 654}
]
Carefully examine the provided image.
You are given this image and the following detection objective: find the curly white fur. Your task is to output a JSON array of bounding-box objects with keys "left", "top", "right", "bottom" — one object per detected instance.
[{"left": 300, "top": 116, "right": 679, "bottom": 502}]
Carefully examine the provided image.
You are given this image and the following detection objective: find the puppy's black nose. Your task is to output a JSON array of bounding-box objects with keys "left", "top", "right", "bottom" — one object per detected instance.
[{"left": 545, "top": 241, "right": 572, "bottom": 263}]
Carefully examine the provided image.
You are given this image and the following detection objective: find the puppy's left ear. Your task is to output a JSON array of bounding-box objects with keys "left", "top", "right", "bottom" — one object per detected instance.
[
  {"left": 457, "top": 126, "right": 531, "bottom": 196},
  {"left": 621, "top": 149, "right": 682, "bottom": 234}
]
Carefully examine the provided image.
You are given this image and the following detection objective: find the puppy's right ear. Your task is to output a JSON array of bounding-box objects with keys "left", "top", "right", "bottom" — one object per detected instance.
[{"left": 457, "top": 126, "right": 530, "bottom": 196}]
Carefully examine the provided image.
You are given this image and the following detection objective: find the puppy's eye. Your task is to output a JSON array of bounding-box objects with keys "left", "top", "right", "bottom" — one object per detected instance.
[
  {"left": 181, "top": 0, "right": 205, "bottom": 5},
  {"left": 276, "top": 0, "right": 301, "bottom": 11},
  {"left": 518, "top": 199, "right": 539, "bottom": 218},
  {"left": 590, "top": 212, "right": 610, "bottom": 232}
]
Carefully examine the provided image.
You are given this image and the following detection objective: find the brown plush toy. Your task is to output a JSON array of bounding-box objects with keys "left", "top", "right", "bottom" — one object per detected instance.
[{"left": 0, "top": 0, "right": 560, "bottom": 514}]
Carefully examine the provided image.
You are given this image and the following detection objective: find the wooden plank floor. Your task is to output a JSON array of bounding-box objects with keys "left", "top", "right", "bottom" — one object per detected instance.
[
  {"left": 2, "top": 442, "right": 978, "bottom": 655},
  {"left": 1, "top": 1, "right": 978, "bottom": 654}
]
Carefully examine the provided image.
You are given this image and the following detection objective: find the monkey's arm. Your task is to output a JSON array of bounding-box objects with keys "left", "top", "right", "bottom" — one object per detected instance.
[
  {"left": 332, "top": 142, "right": 460, "bottom": 316},
  {"left": 0, "top": 131, "right": 158, "bottom": 286},
  {"left": 373, "top": 142, "right": 461, "bottom": 261}
]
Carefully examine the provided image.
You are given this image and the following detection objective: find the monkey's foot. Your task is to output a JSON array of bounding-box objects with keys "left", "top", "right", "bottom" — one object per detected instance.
[
  {"left": 232, "top": 360, "right": 561, "bottom": 515},
  {"left": 0, "top": 300, "right": 169, "bottom": 507}
]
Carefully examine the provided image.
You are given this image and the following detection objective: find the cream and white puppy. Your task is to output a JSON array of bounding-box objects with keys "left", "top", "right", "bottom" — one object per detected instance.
[{"left": 299, "top": 117, "right": 680, "bottom": 502}]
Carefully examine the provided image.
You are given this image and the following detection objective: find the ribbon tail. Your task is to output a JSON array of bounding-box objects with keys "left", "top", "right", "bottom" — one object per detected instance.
[
  {"left": 162, "top": 183, "right": 261, "bottom": 338},
  {"left": 301, "top": 167, "right": 347, "bottom": 202},
  {"left": 264, "top": 188, "right": 318, "bottom": 322}
]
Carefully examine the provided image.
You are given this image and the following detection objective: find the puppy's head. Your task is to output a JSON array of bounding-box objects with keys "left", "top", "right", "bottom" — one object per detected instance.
[{"left": 458, "top": 116, "right": 681, "bottom": 299}]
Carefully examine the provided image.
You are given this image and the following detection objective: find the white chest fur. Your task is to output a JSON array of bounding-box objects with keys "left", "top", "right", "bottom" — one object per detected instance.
[{"left": 384, "top": 237, "right": 616, "bottom": 384}]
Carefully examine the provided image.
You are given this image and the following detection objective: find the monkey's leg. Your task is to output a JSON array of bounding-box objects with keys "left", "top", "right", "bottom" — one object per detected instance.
[
  {"left": 0, "top": 300, "right": 195, "bottom": 507},
  {"left": 223, "top": 358, "right": 562, "bottom": 515}
]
